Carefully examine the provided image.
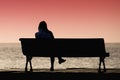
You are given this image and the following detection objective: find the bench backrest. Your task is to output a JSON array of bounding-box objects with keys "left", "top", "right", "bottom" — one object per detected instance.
[{"left": 19, "top": 38, "right": 108, "bottom": 57}]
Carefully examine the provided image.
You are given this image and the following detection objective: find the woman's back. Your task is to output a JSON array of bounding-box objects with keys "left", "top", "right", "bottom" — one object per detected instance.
[{"left": 35, "top": 29, "right": 54, "bottom": 39}]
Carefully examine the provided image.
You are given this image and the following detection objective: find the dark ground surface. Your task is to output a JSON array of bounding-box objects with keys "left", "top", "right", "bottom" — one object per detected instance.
[{"left": 0, "top": 68, "right": 120, "bottom": 80}]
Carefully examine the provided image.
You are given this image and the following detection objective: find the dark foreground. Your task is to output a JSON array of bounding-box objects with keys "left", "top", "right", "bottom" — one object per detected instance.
[{"left": 0, "top": 68, "right": 120, "bottom": 80}]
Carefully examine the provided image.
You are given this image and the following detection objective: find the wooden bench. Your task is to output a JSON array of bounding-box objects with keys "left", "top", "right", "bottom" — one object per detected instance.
[{"left": 19, "top": 38, "right": 109, "bottom": 72}]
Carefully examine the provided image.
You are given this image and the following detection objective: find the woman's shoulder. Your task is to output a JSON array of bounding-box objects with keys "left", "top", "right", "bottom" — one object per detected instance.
[
  {"left": 47, "top": 30, "right": 53, "bottom": 34},
  {"left": 47, "top": 30, "right": 54, "bottom": 38}
]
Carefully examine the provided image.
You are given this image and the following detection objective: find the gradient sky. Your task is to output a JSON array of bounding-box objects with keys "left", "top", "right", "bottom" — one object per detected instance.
[{"left": 0, "top": 0, "right": 120, "bottom": 43}]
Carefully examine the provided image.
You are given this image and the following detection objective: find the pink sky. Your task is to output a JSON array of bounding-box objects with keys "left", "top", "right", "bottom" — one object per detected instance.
[{"left": 0, "top": 0, "right": 120, "bottom": 43}]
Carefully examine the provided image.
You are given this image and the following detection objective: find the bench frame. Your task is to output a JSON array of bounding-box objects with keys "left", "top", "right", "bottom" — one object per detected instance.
[{"left": 19, "top": 38, "right": 109, "bottom": 72}]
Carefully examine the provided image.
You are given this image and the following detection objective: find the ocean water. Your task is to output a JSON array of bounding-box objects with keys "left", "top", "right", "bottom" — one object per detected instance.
[{"left": 0, "top": 43, "right": 120, "bottom": 70}]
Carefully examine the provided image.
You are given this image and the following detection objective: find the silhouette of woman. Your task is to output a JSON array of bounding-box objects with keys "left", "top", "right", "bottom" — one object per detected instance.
[{"left": 35, "top": 21, "right": 66, "bottom": 71}]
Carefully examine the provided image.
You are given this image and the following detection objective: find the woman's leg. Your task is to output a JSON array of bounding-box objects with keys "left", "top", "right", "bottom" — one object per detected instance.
[
  {"left": 58, "top": 57, "right": 66, "bottom": 64},
  {"left": 50, "top": 57, "right": 55, "bottom": 71}
]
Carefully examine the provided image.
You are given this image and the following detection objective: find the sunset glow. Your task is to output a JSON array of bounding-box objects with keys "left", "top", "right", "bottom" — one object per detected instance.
[{"left": 0, "top": 0, "right": 120, "bottom": 42}]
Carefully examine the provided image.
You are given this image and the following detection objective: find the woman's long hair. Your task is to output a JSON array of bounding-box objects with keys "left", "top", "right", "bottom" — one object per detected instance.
[{"left": 38, "top": 21, "right": 49, "bottom": 32}]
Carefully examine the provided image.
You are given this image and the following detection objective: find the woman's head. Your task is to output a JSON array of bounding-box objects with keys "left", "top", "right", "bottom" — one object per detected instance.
[{"left": 38, "top": 21, "right": 48, "bottom": 31}]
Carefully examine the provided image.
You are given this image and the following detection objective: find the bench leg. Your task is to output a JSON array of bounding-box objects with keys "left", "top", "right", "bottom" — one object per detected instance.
[
  {"left": 98, "top": 57, "right": 106, "bottom": 73},
  {"left": 50, "top": 57, "right": 55, "bottom": 71},
  {"left": 25, "top": 56, "right": 33, "bottom": 72},
  {"left": 103, "top": 57, "right": 106, "bottom": 72},
  {"left": 25, "top": 57, "right": 28, "bottom": 72}
]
